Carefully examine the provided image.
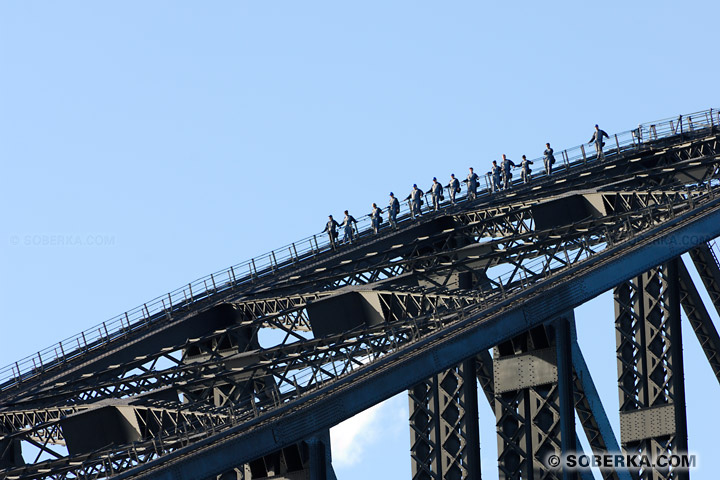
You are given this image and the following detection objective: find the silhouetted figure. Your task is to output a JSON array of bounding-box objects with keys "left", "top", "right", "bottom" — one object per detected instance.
[
  {"left": 369, "top": 203, "right": 383, "bottom": 234},
  {"left": 501, "top": 154, "right": 516, "bottom": 189},
  {"left": 388, "top": 192, "right": 400, "bottom": 229},
  {"left": 447, "top": 174, "right": 460, "bottom": 205},
  {"left": 465, "top": 168, "right": 479, "bottom": 200},
  {"left": 589, "top": 124, "right": 609, "bottom": 160},
  {"left": 427, "top": 177, "right": 444, "bottom": 211},
  {"left": 520, "top": 155, "right": 533, "bottom": 183},
  {"left": 543, "top": 143, "right": 555, "bottom": 175},
  {"left": 489, "top": 161, "right": 501, "bottom": 192},
  {"left": 340, "top": 210, "right": 358, "bottom": 244},
  {"left": 323, "top": 215, "right": 340, "bottom": 250},
  {"left": 405, "top": 184, "right": 423, "bottom": 219}
]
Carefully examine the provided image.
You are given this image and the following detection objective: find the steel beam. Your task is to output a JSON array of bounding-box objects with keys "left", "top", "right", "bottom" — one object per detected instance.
[
  {"left": 475, "top": 350, "right": 495, "bottom": 409},
  {"left": 614, "top": 260, "right": 688, "bottom": 480},
  {"left": 555, "top": 316, "right": 576, "bottom": 480},
  {"left": 689, "top": 243, "right": 720, "bottom": 316},
  {"left": 493, "top": 318, "right": 576, "bottom": 480},
  {"left": 677, "top": 257, "right": 720, "bottom": 384},
  {"left": 476, "top": 336, "right": 605, "bottom": 480},
  {"left": 409, "top": 359, "right": 480, "bottom": 480}
]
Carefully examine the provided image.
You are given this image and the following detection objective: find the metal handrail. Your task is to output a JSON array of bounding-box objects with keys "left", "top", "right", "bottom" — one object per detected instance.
[{"left": 0, "top": 107, "right": 717, "bottom": 391}]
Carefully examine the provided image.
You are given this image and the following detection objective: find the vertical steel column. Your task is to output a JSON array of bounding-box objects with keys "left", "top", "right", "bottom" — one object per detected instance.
[
  {"left": 555, "top": 316, "right": 576, "bottom": 480},
  {"left": 408, "top": 359, "right": 481, "bottom": 480},
  {"left": 0, "top": 438, "right": 24, "bottom": 470},
  {"left": 306, "top": 430, "right": 337, "bottom": 480},
  {"left": 614, "top": 260, "right": 689, "bottom": 480},
  {"left": 230, "top": 431, "right": 336, "bottom": 480},
  {"left": 493, "top": 319, "right": 575, "bottom": 480}
]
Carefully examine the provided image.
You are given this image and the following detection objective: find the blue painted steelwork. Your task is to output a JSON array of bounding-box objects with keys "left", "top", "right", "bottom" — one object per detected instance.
[
  {"left": 2, "top": 108, "right": 716, "bottom": 394},
  {"left": 111, "top": 180, "right": 720, "bottom": 479}
]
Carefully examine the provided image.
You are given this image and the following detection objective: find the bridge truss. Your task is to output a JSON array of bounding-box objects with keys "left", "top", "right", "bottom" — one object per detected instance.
[{"left": 2, "top": 109, "right": 720, "bottom": 480}]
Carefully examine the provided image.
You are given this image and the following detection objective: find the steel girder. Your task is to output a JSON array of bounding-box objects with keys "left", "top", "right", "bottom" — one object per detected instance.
[
  {"left": 475, "top": 350, "right": 495, "bottom": 409},
  {"left": 493, "top": 319, "right": 576, "bottom": 480},
  {"left": 677, "top": 255, "right": 720, "bottom": 384},
  {"left": 474, "top": 325, "right": 630, "bottom": 480},
  {"left": 28, "top": 184, "right": 697, "bottom": 406},
  {"left": 614, "top": 261, "right": 688, "bottom": 480},
  {"left": 0, "top": 184, "right": 702, "bottom": 474},
  {"left": 408, "top": 359, "right": 480, "bottom": 480},
  {"left": 2, "top": 289, "right": 483, "bottom": 413},
  {"left": 215, "top": 430, "right": 336, "bottom": 480},
  {"left": 688, "top": 243, "right": 720, "bottom": 314},
  {"left": 0, "top": 289, "right": 487, "bottom": 479}
]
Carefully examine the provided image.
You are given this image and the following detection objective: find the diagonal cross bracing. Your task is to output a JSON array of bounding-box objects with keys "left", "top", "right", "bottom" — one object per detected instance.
[{"left": 0, "top": 113, "right": 719, "bottom": 479}]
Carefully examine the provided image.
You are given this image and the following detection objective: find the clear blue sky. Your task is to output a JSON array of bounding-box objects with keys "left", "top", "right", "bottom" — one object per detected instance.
[{"left": 1, "top": 2, "right": 719, "bottom": 479}]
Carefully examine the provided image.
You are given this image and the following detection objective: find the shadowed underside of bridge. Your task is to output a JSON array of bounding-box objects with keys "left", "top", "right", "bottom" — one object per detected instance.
[{"left": 2, "top": 110, "right": 720, "bottom": 480}]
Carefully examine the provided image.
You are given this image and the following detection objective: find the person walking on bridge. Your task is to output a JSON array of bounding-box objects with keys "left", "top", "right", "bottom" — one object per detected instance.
[
  {"left": 427, "top": 177, "right": 444, "bottom": 211},
  {"left": 589, "top": 124, "right": 609, "bottom": 160},
  {"left": 323, "top": 215, "right": 340, "bottom": 250},
  {"left": 388, "top": 192, "right": 400, "bottom": 229},
  {"left": 501, "top": 154, "right": 516, "bottom": 190},
  {"left": 369, "top": 203, "right": 383, "bottom": 234},
  {"left": 543, "top": 143, "right": 556, "bottom": 175},
  {"left": 465, "top": 167, "right": 479, "bottom": 200},
  {"left": 520, "top": 155, "right": 533, "bottom": 183},
  {"left": 446, "top": 174, "right": 460, "bottom": 205},
  {"left": 489, "top": 161, "right": 501, "bottom": 192},
  {"left": 406, "top": 184, "right": 423, "bottom": 219},
  {"left": 500, "top": 153, "right": 517, "bottom": 190},
  {"left": 340, "top": 210, "right": 358, "bottom": 245}
]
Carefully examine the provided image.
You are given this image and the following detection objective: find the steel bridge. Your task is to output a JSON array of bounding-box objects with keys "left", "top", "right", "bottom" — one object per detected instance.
[{"left": 2, "top": 109, "right": 720, "bottom": 480}]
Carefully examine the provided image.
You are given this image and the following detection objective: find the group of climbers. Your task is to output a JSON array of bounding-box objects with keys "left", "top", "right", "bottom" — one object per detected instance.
[{"left": 323, "top": 125, "right": 609, "bottom": 249}]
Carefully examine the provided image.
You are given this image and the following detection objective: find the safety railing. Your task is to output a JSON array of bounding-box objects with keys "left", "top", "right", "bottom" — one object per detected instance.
[{"left": 1, "top": 107, "right": 718, "bottom": 391}]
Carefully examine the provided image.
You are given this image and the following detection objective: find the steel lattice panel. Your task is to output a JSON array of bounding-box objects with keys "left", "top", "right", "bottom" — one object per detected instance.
[
  {"left": 409, "top": 359, "right": 480, "bottom": 480},
  {"left": 493, "top": 324, "right": 576, "bottom": 480},
  {"left": 614, "top": 261, "right": 689, "bottom": 480}
]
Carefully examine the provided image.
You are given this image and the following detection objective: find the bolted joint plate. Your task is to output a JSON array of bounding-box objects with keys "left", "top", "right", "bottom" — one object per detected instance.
[
  {"left": 619, "top": 404, "right": 676, "bottom": 444},
  {"left": 494, "top": 347, "right": 558, "bottom": 394}
]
